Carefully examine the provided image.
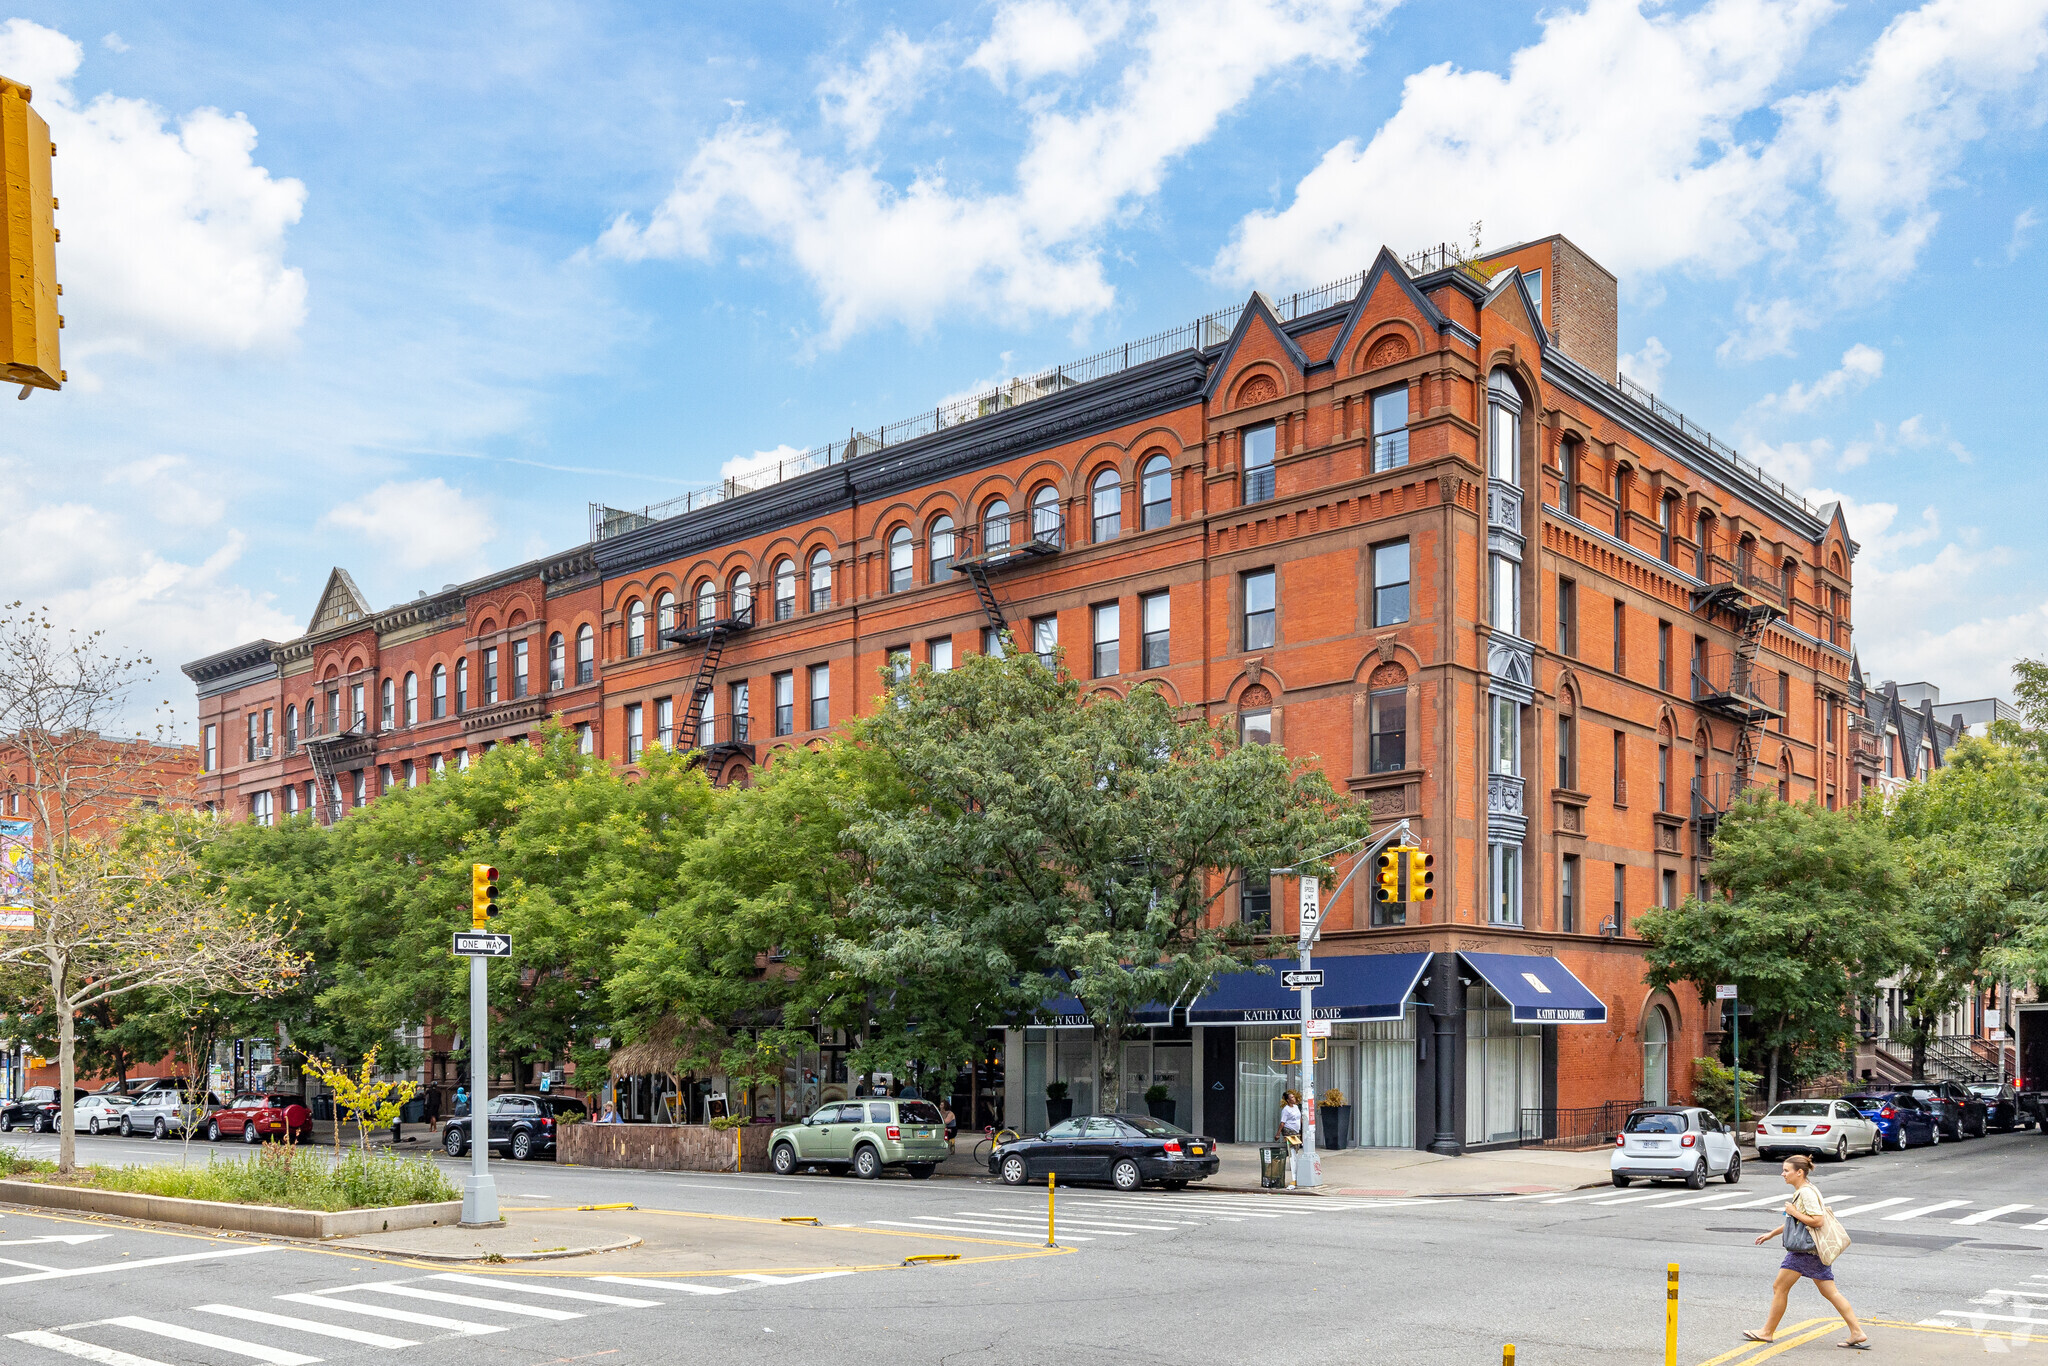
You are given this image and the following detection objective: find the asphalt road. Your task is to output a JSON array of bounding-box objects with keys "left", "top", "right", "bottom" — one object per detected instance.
[{"left": 5, "top": 1126, "right": 2047, "bottom": 1364}]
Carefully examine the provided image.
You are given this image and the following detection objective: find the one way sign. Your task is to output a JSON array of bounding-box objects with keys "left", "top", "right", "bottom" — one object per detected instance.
[
  {"left": 1281, "top": 969, "right": 1324, "bottom": 989},
  {"left": 452, "top": 931, "right": 512, "bottom": 957}
]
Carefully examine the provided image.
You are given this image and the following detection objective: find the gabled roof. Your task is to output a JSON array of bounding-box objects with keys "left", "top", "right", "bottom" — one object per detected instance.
[
  {"left": 1322, "top": 246, "right": 1455, "bottom": 372},
  {"left": 306, "top": 568, "right": 372, "bottom": 638},
  {"left": 1486, "top": 267, "right": 1549, "bottom": 348},
  {"left": 1199, "top": 291, "right": 1311, "bottom": 400}
]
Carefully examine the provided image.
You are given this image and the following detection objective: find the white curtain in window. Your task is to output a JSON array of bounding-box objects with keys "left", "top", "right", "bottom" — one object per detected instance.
[
  {"left": 1642, "top": 1006, "right": 1671, "bottom": 1106},
  {"left": 1465, "top": 982, "right": 1541, "bottom": 1145},
  {"left": 1356, "top": 1011, "right": 1417, "bottom": 1149}
]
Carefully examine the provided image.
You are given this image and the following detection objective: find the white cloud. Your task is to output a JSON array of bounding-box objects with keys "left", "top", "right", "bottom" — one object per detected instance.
[
  {"left": 1214, "top": 0, "right": 2048, "bottom": 361},
  {"left": 99, "top": 31, "right": 126, "bottom": 53},
  {"left": 968, "top": 0, "right": 1128, "bottom": 90},
  {"left": 105, "top": 454, "right": 223, "bottom": 527},
  {"left": 322, "top": 479, "right": 494, "bottom": 573},
  {"left": 2010, "top": 207, "right": 2040, "bottom": 260},
  {"left": 818, "top": 31, "right": 934, "bottom": 149},
  {"left": 1755, "top": 342, "right": 1883, "bottom": 413},
  {"left": 600, "top": 0, "right": 1391, "bottom": 344},
  {"left": 721, "top": 444, "right": 805, "bottom": 481},
  {"left": 0, "top": 18, "right": 307, "bottom": 360},
  {"left": 1618, "top": 336, "right": 1669, "bottom": 390},
  {"left": 1745, "top": 435, "right": 1836, "bottom": 487}
]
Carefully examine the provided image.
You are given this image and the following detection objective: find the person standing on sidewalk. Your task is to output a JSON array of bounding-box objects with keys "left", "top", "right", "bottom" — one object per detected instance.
[
  {"left": 1277, "top": 1090, "right": 1302, "bottom": 1144},
  {"left": 1745, "top": 1154, "right": 1868, "bottom": 1349}
]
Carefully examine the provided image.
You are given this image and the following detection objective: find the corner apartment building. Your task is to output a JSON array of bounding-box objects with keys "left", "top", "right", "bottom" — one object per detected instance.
[{"left": 185, "top": 233, "right": 1859, "bottom": 1153}]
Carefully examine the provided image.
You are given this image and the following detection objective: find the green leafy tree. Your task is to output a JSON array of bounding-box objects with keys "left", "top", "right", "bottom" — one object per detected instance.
[
  {"left": 1636, "top": 795, "right": 1915, "bottom": 1105},
  {"left": 840, "top": 644, "right": 1371, "bottom": 1114}
]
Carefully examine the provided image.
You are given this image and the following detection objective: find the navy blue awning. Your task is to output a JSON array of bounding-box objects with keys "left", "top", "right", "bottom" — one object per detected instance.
[
  {"left": 1032, "top": 993, "right": 1170, "bottom": 1028},
  {"left": 1187, "top": 952, "right": 1430, "bottom": 1025},
  {"left": 1460, "top": 951, "right": 1608, "bottom": 1024}
]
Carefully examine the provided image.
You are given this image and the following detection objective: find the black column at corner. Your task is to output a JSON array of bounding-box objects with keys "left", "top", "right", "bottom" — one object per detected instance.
[{"left": 1427, "top": 951, "right": 1463, "bottom": 1156}]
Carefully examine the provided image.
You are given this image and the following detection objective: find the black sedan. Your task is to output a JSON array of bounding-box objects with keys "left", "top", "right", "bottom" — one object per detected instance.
[
  {"left": 990, "top": 1113, "right": 1220, "bottom": 1192},
  {"left": 441, "top": 1093, "right": 587, "bottom": 1161},
  {"left": 1902, "top": 1080, "right": 1988, "bottom": 1140},
  {"left": 1966, "top": 1082, "right": 2033, "bottom": 1132},
  {"left": 0, "top": 1086, "right": 88, "bottom": 1133}
]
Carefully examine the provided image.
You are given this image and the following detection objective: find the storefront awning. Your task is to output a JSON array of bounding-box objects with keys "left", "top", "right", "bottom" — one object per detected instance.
[
  {"left": 1459, "top": 951, "right": 1608, "bottom": 1024},
  {"left": 1187, "top": 952, "right": 1431, "bottom": 1025},
  {"left": 1032, "top": 993, "right": 1170, "bottom": 1028}
]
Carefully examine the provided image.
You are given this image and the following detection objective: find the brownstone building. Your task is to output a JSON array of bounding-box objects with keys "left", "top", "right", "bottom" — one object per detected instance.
[{"left": 185, "top": 233, "right": 1860, "bottom": 1153}]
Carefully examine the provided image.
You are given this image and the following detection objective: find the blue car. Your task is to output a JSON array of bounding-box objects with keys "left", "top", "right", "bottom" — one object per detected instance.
[{"left": 1844, "top": 1091, "right": 1939, "bottom": 1150}]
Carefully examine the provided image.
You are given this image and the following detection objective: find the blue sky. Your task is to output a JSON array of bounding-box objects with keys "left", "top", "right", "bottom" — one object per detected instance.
[{"left": 0, "top": 0, "right": 2042, "bottom": 730}]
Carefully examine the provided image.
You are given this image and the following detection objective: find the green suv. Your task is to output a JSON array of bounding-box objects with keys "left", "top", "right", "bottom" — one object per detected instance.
[{"left": 770, "top": 1098, "right": 950, "bottom": 1179}]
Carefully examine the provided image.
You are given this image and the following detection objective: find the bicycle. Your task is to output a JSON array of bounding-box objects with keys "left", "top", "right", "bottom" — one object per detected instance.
[{"left": 971, "top": 1126, "right": 1022, "bottom": 1165}]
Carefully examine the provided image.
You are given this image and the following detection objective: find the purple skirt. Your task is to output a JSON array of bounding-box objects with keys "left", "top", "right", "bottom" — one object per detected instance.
[{"left": 1780, "top": 1250, "right": 1833, "bottom": 1282}]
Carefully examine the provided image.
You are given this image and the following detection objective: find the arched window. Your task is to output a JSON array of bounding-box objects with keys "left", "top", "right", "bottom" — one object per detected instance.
[
  {"left": 696, "top": 579, "right": 715, "bottom": 625},
  {"left": 1090, "top": 470, "right": 1120, "bottom": 543},
  {"left": 284, "top": 705, "right": 299, "bottom": 752},
  {"left": 929, "top": 516, "right": 955, "bottom": 581},
  {"left": 731, "top": 571, "right": 753, "bottom": 621},
  {"left": 1557, "top": 439, "right": 1577, "bottom": 517},
  {"left": 1658, "top": 495, "right": 1675, "bottom": 564},
  {"left": 431, "top": 665, "right": 447, "bottom": 718},
  {"left": 1140, "top": 455, "right": 1171, "bottom": 530},
  {"left": 808, "top": 548, "right": 832, "bottom": 612},
  {"left": 1487, "top": 368, "right": 1521, "bottom": 486},
  {"left": 455, "top": 657, "right": 469, "bottom": 712},
  {"left": 380, "top": 678, "right": 395, "bottom": 730},
  {"left": 403, "top": 671, "right": 418, "bottom": 726},
  {"left": 547, "top": 633, "right": 564, "bottom": 691},
  {"left": 888, "top": 526, "right": 912, "bottom": 593},
  {"left": 656, "top": 590, "right": 678, "bottom": 645},
  {"left": 774, "top": 558, "right": 796, "bottom": 620},
  {"left": 1697, "top": 512, "right": 1714, "bottom": 569},
  {"left": 626, "top": 599, "right": 646, "bottom": 657},
  {"left": 575, "top": 625, "right": 595, "bottom": 684},
  {"left": 983, "top": 499, "right": 1011, "bottom": 554},
  {"left": 1032, "top": 485, "right": 1062, "bottom": 546},
  {"left": 1642, "top": 1006, "right": 1671, "bottom": 1106}
]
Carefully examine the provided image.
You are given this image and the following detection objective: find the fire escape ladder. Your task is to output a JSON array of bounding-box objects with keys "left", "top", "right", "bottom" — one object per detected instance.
[
  {"left": 959, "top": 560, "right": 1009, "bottom": 640},
  {"left": 679, "top": 630, "right": 728, "bottom": 751},
  {"left": 303, "top": 739, "right": 345, "bottom": 826},
  {"left": 1728, "top": 605, "right": 1773, "bottom": 791}
]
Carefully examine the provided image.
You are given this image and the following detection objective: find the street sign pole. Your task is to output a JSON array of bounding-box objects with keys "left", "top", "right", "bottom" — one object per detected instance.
[
  {"left": 1297, "top": 875, "right": 1322, "bottom": 1189},
  {"left": 1716, "top": 985, "right": 1740, "bottom": 1141},
  {"left": 461, "top": 901, "right": 501, "bottom": 1225}
]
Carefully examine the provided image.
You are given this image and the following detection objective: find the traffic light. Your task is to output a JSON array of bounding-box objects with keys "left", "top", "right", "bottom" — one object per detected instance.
[
  {"left": 1408, "top": 849, "right": 1435, "bottom": 903},
  {"left": 471, "top": 864, "right": 498, "bottom": 929},
  {"left": 0, "top": 76, "right": 59, "bottom": 394},
  {"left": 1374, "top": 850, "right": 1401, "bottom": 903}
]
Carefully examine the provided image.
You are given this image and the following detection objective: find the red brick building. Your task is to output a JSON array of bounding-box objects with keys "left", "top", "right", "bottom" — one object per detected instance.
[{"left": 185, "top": 234, "right": 1860, "bottom": 1153}]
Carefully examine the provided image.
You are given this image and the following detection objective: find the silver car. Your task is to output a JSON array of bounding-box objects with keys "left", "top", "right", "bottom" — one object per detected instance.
[{"left": 121, "top": 1089, "right": 226, "bottom": 1139}]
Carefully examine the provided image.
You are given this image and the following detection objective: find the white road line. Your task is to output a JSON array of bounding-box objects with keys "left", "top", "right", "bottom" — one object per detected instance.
[
  {"left": 1715, "top": 1193, "right": 1806, "bottom": 1210},
  {"left": 1638, "top": 1192, "right": 1757, "bottom": 1209},
  {"left": 101, "top": 1317, "right": 321, "bottom": 1366},
  {"left": 593, "top": 1277, "right": 742, "bottom": 1296},
  {"left": 963, "top": 1210, "right": 1182, "bottom": 1230},
  {"left": 328, "top": 1283, "right": 583, "bottom": 1321},
  {"left": 1928, "top": 1311, "right": 2048, "bottom": 1327},
  {"left": 0, "top": 1256, "right": 60, "bottom": 1271},
  {"left": 1814, "top": 1198, "right": 1911, "bottom": 1219},
  {"left": 1982, "top": 1289, "right": 2048, "bottom": 1300},
  {"left": 273, "top": 1293, "right": 503, "bottom": 1335},
  {"left": 0, "top": 1244, "right": 275, "bottom": 1288},
  {"left": 1543, "top": 1190, "right": 1630, "bottom": 1204},
  {"left": 6, "top": 1331, "right": 173, "bottom": 1365},
  {"left": 1883, "top": 1199, "right": 1972, "bottom": 1221},
  {"left": 890, "top": 1215, "right": 1112, "bottom": 1236},
  {"left": 732, "top": 1272, "right": 855, "bottom": 1286},
  {"left": 1491, "top": 1192, "right": 1570, "bottom": 1202},
  {"left": 428, "top": 1274, "right": 662, "bottom": 1306},
  {"left": 1956, "top": 1204, "right": 2032, "bottom": 1225},
  {"left": 869, "top": 1219, "right": 1084, "bottom": 1241},
  {"left": 194, "top": 1305, "right": 416, "bottom": 1348},
  {"left": 1593, "top": 1192, "right": 1686, "bottom": 1205}
]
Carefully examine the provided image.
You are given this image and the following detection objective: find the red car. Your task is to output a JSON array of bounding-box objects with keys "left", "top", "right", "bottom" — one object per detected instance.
[{"left": 203, "top": 1093, "right": 311, "bottom": 1145}]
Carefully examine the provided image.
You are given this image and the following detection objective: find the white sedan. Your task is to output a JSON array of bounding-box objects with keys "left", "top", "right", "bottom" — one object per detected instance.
[
  {"left": 1755, "top": 1098, "right": 1882, "bottom": 1162},
  {"left": 72, "top": 1093, "right": 135, "bottom": 1136}
]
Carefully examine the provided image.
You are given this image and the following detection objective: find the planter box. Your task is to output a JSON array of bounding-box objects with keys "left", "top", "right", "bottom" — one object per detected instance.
[
  {"left": 1044, "top": 1098, "right": 1074, "bottom": 1125},
  {"left": 0, "top": 1180, "right": 460, "bottom": 1240},
  {"left": 557, "top": 1122, "right": 774, "bottom": 1173}
]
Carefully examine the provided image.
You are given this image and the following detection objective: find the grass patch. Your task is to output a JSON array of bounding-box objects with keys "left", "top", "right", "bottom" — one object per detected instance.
[{"left": 0, "top": 1143, "right": 458, "bottom": 1212}]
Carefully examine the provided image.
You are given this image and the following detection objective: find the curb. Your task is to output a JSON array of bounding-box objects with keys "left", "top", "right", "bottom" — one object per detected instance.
[{"left": 331, "top": 1234, "right": 644, "bottom": 1263}]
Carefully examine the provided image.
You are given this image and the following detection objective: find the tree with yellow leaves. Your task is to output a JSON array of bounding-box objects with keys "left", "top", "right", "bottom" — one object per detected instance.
[{"left": 302, "top": 1045, "right": 417, "bottom": 1153}]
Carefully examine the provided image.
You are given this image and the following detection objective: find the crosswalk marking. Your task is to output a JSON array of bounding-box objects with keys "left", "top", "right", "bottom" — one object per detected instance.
[
  {"left": 1639, "top": 1192, "right": 1757, "bottom": 1209},
  {"left": 428, "top": 1274, "right": 662, "bottom": 1306},
  {"left": 100, "top": 1316, "right": 320, "bottom": 1366},
  {"left": 869, "top": 1218, "right": 1081, "bottom": 1240},
  {"left": 1931, "top": 1310, "right": 2048, "bottom": 1327},
  {"left": 1883, "top": 1199, "right": 1972, "bottom": 1221},
  {"left": 326, "top": 1283, "right": 583, "bottom": 1321},
  {"left": 731, "top": 1272, "right": 854, "bottom": 1286},
  {"left": 194, "top": 1304, "right": 416, "bottom": 1349},
  {"left": 7, "top": 1331, "right": 173, "bottom": 1365},
  {"left": 963, "top": 1209, "right": 1180, "bottom": 1230},
  {"left": 1543, "top": 1190, "right": 1626, "bottom": 1204},
  {"left": 1716, "top": 1191, "right": 1805, "bottom": 1210},
  {"left": 1955, "top": 1203, "right": 2031, "bottom": 1225},
  {"left": 593, "top": 1277, "right": 743, "bottom": 1296},
  {"left": 0, "top": 1244, "right": 275, "bottom": 1288},
  {"left": 274, "top": 1292, "right": 504, "bottom": 1335},
  {"left": 1814, "top": 1198, "right": 1909, "bottom": 1219},
  {"left": 1593, "top": 1191, "right": 1688, "bottom": 1206}
]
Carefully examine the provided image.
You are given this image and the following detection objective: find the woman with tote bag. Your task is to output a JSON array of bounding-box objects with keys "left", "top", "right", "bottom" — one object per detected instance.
[{"left": 1744, "top": 1154, "right": 1868, "bottom": 1349}]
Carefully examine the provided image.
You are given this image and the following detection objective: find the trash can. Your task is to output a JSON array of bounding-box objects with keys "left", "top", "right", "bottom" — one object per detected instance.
[{"left": 1260, "top": 1145, "right": 1288, "bottom": 1189}]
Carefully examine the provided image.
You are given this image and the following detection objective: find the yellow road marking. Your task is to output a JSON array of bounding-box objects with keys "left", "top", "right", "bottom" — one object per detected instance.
[{"left": 1694, "top": 1319, "right": 1834, "bottom": 1366}]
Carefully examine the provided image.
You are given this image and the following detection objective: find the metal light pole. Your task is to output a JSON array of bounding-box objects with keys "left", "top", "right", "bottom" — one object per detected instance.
[
  {"left": 461, "top": 948, "right": 498, "bottom": 1226},
  {"left": 1296, "top": 874, "right": 1322, "bottom": 1189}
]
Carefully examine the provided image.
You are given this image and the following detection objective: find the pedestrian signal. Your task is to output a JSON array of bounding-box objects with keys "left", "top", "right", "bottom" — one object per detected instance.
[
  {"left": 1267, "top": 1034, "right": 1328, "bottom": 1064},
  {"left": 1407, "top": 849, "right": 1435, "bottom": 903},
  {"left": 0, "top": 77, "right": 59, "bottom": 393},
  {"left": 471, "top": 864, "right": 499, "bottom": 928},
  {"left": 1374, "top": 851, "right": 1401, "bottom": 903}
]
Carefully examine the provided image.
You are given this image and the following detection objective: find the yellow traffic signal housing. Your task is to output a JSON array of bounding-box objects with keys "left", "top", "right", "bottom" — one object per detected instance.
[
  {"left": 0, "top": 77, "right": 58, "bottom": 392},
  {"left": 1266, "top": 1034, "right": 1328, "bottom": 1064},
  {"left": 1408, "top": 849, "right": 1435, "bottom": 903},
  {"left": 1374, "top": 850, "right": 1401, "bottom": 903},
  {"left": 471, "top": 863, "right": 499, "bottom": 929}
]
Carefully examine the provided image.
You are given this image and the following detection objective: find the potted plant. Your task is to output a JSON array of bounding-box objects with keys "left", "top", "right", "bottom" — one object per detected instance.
[
  {"left": 1144, "top": 1083, "right": 1175, "bottom": 1125},
  {"left": 1319, "top": 1088, "right": 1351, "bottom": 1150},
  {"left": 1044, "top": 1081, "right": 1073, "bottom": 1126}
]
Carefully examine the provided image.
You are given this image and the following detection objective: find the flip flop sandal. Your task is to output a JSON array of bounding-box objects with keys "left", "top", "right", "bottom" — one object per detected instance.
[
  {"left": 1743, "top": 1332, "right": 1774, "bottom": 1343},
  {"left": 1838, "top": 1341, "right": 1870, "bottom": 1350}
]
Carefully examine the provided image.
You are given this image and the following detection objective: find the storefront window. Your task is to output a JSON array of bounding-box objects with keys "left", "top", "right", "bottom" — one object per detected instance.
[
  {"left": 1464, "top": 981, "right": 1541, "bottom": 1145},
  {"left": 1022, "top": 1028, "right": 1096, "bottom": 1135}
]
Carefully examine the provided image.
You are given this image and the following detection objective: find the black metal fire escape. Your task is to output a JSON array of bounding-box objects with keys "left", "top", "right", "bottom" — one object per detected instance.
[
  {"left": 1689, "top": 548, "right": 1788, "bottom": 838},
  {"left": 950, "top": 508, "right": 1065, "bottom": 640},
  {"left": 663, "top": 591, "right": 755, "bottom": 763},
  {"left": 301, "top": 703, "right": 372, "bottom": 826}
]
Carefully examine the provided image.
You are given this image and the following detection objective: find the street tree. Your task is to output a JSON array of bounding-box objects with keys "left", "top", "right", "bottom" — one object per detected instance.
[
  {"left": 841, "top": 644, "right": 1370, "bottom": 1116},
  {"left": 1636, "top": 794, "right": 1914, "bottom": 1105}
]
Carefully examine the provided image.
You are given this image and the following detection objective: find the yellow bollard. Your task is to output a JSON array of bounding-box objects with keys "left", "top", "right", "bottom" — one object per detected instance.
[
  {"left": 1503, "top": 1345, "right": 1515, "bottom": 1366},
  {"left": 1666, "top": 1262, "right": 1679, "bottom": 1366},
  {"left": 1047, "top": 1170, "right": 1056, "bottom": 1247}
]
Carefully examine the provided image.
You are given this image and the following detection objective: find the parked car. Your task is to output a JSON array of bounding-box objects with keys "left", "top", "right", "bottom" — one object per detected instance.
[
  {"left": 1901, "top": 1080, "right": 1988, "bottom": 1140},
  {"left": 1611, "top": 1106, "right": 1741, "bottom": 1188},
  {"left": 122, "top": 1088, "right": 226, "bottom": 1139},
  {"left": 1965, "top": 1082, "right": 2032, "bottom": 1132},
  {"left": 1755, "top": 1098, "right": 1883, "bottom": 1162},
  {"left": 441, "top": 1093, "right": 587, "bottom": 1161},
  {"left": 203, "top": 1093, "right": 311, "bottom": 1145},
  {"left": 772, "top": 1098, "right": 954, "bottom": 1180},
  {"left": 984, "top": 1113, "right": 1220, "bottom": 1191},
  {"left": 1843, "top": 1091, "right": 1941, "bottom": 1150},
  {"left": 0, "top": 1086, "right": 89, "bottom": 1133},
  {"left": 72, "top": 1093, "right": 136, "bottom": 1135}
]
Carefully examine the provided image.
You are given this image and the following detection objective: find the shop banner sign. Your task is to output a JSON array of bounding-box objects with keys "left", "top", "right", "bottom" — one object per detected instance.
[{"left": 0, "top": 819, "right": 31, "bottom": 930}]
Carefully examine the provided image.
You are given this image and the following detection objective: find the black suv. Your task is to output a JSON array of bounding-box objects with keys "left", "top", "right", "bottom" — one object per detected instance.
[
  {"left": 0, "top": 1086, "right": 87, "bottom": 1133},
  {"left": 442, "top": 1093, "right": 587, "bottom": 1161},
  {"left": 1965, "top": 1082, "right": 2032, "bottom": 1133},
  {"left": 1903, "top": 1080, "right": 1988, "bottom": 1140}
]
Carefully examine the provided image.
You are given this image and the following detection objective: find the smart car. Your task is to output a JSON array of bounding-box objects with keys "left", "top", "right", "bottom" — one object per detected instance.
[{"left": 1611, "top": 1106, "right": 1741, "bottom": 1188}]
